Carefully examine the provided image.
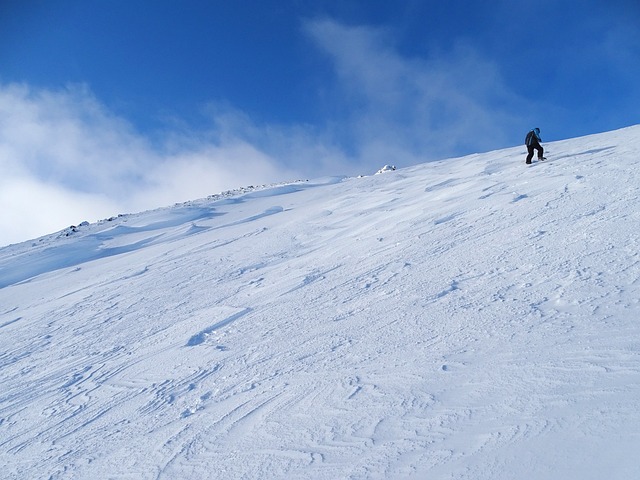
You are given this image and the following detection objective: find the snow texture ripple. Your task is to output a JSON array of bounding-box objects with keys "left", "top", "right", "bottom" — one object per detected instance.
[{"left": 1, "top": 126, "right": 640, "bottom": 479}]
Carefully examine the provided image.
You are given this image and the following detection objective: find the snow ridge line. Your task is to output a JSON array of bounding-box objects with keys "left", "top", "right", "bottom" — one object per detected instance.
[{"left": 186, "top": 308, "right": 253, "bottom": 347}]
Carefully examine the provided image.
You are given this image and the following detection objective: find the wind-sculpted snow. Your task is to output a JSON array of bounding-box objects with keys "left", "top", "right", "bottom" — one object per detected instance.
[
  {"left": 0, "top": 179, "right": 339, "bottom": 289},
  {"left": 1, "top": 127, "right": 640, "bottom": 479},
  {"left": 186, "top": 308, "right": 253, "bottom": 347},
  {"left": 0, "top": 207, "right": 222, "bottom": 288}
]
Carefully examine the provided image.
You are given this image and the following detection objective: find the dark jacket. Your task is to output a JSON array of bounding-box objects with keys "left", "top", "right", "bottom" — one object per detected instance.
[{"left": 525, "top": 128, "right": 542, "bottom": 147}]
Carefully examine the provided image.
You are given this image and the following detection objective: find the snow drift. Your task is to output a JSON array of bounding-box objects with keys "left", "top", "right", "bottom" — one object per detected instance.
[{"left": 1, "top": 126, "right": 640, "bottom": 479}]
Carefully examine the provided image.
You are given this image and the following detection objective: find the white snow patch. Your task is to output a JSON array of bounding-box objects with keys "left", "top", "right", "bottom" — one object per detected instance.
[{"left": 1, "top": 125, "right": 640, "bottom": 479}]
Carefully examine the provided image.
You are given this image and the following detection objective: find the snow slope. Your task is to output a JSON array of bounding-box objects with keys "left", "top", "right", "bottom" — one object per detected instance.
[{"left": 1, "top": 126, "right": 640, "bottom": 479}]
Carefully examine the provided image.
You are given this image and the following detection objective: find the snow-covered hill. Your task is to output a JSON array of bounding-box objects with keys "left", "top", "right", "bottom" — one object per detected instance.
[{"left": 1, "top": 126, "right": 640, "bottom": 479}]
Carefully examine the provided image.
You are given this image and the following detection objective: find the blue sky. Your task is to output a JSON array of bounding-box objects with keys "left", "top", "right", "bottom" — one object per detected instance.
[{"left": 1, "top": 0, "right": 639, "bottom": 245}]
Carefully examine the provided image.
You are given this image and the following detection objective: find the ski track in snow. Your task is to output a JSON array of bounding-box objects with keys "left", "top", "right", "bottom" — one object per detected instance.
[{"left": 1, "top": 127, "right": 640, "bottom": 479}]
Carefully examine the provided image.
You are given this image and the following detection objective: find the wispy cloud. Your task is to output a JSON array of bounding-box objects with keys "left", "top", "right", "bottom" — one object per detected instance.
[{"left": 303, "top": 18, "right": 528, "bottom": 161}]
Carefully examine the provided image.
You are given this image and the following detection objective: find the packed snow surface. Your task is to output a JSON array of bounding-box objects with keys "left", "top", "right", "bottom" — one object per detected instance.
[{"left": 1, "top": 126, "right": 640, "bottom": 479}]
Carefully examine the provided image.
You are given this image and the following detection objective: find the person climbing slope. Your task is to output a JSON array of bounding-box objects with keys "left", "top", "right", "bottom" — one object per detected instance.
[{"left": 525, "top": 127, "right": 546, "bottom": 164}]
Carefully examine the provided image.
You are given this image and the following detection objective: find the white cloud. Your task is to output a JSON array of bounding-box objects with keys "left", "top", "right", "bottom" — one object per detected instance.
[
  {"left": 0, "top": 83, "right": 306, "bottom": 246},
  {"left": 0, "top": 175, "right": 116, "bottom": 246},
  {"left": 133, "top": 143, "right": 301, "bottom": 209}
]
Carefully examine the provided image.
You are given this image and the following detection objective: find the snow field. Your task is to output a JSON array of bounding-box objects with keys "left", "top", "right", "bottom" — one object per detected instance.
[{"left": 1, "top": 125, "right": 640, "bottom": 479}]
